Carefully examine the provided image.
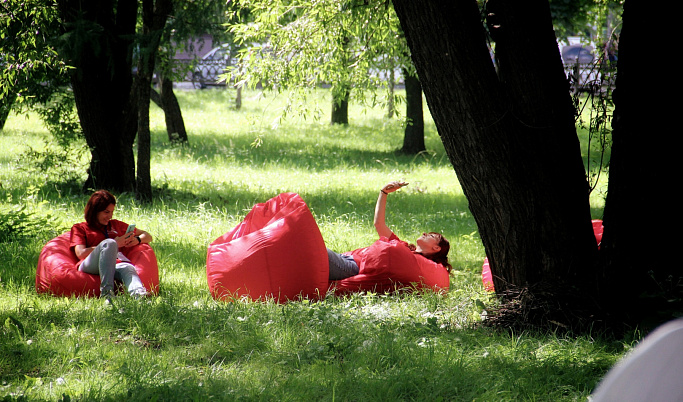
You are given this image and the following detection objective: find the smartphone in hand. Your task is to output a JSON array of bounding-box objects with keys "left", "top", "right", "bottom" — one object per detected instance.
[{"left": 126, "top": 224, "right": 136, "bottom": 234}]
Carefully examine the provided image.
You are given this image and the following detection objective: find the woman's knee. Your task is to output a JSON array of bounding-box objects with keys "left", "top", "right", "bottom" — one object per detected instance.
[
  {"left": 101, "top": 238, "right": 118, "bottom": 249},
  {"left": 116, "top": 263, "right": 138, "bottom": 275}
]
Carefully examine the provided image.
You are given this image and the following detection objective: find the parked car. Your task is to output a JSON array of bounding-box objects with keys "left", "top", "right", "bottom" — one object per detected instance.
[
  {"left": 192, "top": 44, "right": 234, "bottom": 88},
  {"left": 561, "top": 44, "right": 595, "bottom": 65},
  {"left": 560, "top": 44, "right": 602, "bottom": 93}
]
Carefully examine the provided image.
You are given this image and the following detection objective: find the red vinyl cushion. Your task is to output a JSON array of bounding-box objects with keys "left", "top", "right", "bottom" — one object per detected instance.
[
  {"left": 330, "top": 237, "right": 450, "bottom": 295},
  {"left": 206, "top": 192, "right": 329, "bottom": 303},
  {"left": 35, "top": 232, "right": 160, "bottom": 297}
]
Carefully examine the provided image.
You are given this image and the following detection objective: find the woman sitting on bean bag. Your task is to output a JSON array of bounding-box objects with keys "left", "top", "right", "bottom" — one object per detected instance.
[{"left": 36, "top": 190, "right": 158, "bottom": 300}]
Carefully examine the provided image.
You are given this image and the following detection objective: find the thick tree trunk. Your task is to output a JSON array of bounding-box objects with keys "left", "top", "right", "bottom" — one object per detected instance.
[
  {"left": 57, "top": 0, "right": 138, "bottom": 193},
  {"left": 401, "top": 70, "right": 425, "bottom": 154},
  {"left": 135, "top": 0, "right": 173, "bottom": 201},
  {"left": 600, "top": 1, "right": 677, "bottom": 329},
  {"left": 159, "top": 75, "right": 188, "bottom": 143},
  {"left": 392, "top": 0, "right": 598, "bottom": 326}
]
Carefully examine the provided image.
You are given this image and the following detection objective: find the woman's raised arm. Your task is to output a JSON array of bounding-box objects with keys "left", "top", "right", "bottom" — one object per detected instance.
[{"left": 374, "top": 181, "right": 407, "bottom": 238}]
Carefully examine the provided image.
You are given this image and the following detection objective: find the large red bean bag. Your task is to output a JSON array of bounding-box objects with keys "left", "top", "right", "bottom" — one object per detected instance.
[
  {"left": 206, "top": 192, "right": 329, "bottom": 303},
  {"left": 481, "top": 219, "right": 604, "bottom": 291},
  {"left": 330, "top": 238, "right": 450, "bottom": 295},
  {"left": 35, "top": 233, "right": 160, "bottom": 297}
]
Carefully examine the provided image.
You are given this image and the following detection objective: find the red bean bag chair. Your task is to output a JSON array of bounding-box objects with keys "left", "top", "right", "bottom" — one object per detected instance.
[
  {"left": 206, "top": 192, "right": 329, "bottom": 303},
  {"left": 35, "top": 233, "right": 160, "bottom": 297},
  {"left": 481, "top": 219, "right": 605, "bottom": 291},
  {"left": 592, "top": 219, "right": 604, "bottom": 248},
  {"left": 330, "top": 238, "right": 451, "bottom": 295}
]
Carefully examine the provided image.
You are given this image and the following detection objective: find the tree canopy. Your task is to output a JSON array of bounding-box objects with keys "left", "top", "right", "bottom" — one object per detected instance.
[{"left": 229, "top": 0, "right": 412, "bottom": 119}]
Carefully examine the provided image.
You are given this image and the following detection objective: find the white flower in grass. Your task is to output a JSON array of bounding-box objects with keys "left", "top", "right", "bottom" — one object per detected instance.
[
  {"left": 56, "top": 378, "right": 65, "bottom": 385},
  {"left": 193, "top": 301, "right": 200, "bottom": 307},
  {"left": 417, "top": 337, "right": 437, "bottom": 348},
  {"left": 236, "top": 316, "right": 247, "bottom": 322},
  {"left": 356, "top": 339, "right": 374, "bottom": 352}
]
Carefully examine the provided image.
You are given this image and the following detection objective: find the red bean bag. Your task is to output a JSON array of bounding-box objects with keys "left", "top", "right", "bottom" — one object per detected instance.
[
  {"left": 206, "top": 192, "right": 329, "bottom": 303},
  {"left": 329, "top": 237, "right": 451, "bottom": 295},
  {"left": 35, "top": 232, "right": 160, "bottom": 297},
  {"left": 592, "top": 219, "right": 604, "bottom": 248},
  {"left": 481, "top": 219, "right": 605, "bottom": 291}
]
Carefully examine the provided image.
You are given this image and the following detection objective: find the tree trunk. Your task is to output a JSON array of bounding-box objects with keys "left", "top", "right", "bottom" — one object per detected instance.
[
  {"left": 159, "top": 75, "right": 188, "bottom": 143},
  {"left": 401, "top": 70, "right": 425, "bottom": 154},
  {"left": 599, "top": 1, "right": 677, "bottom": 329},
  {"left": 392, "top": 0, "right": 598, "bottom": 327},
  {"left": 137, "top": 77, "right": 153, "bottom": 201},
  {"left": 0, "top": 93, "right": 16, "bottom": 131},
  {"left": 235, "top": 85, "right": 243, "bottom": 110},
  {"left": 57, "top": 0, "right": 138, "bottom": 193},
  {"left": 386, "top": 67, "right": 396, "bottom": 119},
  {"left": 331, "top": 90, "right": 349, "bottom": 125},
  {"left": 135, "top": 0, "right": 173, "bottom": 201},
  {"left": 150, "top": 87, "right": 163, "bottom": 109}
]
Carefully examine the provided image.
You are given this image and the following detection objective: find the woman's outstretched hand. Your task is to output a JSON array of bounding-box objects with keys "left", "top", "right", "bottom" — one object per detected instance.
[{"left": 381, "top": 181, "right": 408, "bottom": 194}]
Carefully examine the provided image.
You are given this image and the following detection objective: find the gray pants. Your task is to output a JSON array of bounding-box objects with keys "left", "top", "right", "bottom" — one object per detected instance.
[
  {"left": 327, "top": 248, "right": 359, "bottom": 280},
  {"left": 79, "top": 238, "right": 146, "bottom": 296}
]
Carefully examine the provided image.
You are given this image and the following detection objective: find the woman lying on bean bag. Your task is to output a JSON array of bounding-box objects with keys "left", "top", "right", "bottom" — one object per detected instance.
[
  {"left": 327, "top": 181, "right": 451, "bottom": 294},
  {"left": 206, "top": 182, "right": 451, "bottom": 303}
]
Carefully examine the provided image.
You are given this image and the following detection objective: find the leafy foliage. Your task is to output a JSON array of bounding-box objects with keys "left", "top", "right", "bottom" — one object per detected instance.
[
  {"left": 0, "top": 201, "right": 55, "bottom": 243},
  {"left": 0, "top": 0, "right": 70, "bottom": 103},
  {"left": 229, "top": 0, "right": 411, "bottom": 117},
  {"left": 1, "top": 0, "right": 86, "bottom": 179}
]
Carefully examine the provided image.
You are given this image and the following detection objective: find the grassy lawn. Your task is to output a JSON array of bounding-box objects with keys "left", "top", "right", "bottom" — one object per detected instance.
[{"left": 1, "top": 88, "right": 623, "bottom": 401}]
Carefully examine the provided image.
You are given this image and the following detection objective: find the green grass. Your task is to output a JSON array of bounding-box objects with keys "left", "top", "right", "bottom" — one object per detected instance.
[{"left": 1, "top": 88, "right": 624, "bottom": 401}]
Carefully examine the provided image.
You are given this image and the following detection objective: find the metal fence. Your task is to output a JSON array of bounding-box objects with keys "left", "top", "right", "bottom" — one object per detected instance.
[{"left": 563, "top": 61, "right": 617, "bottom": 94}]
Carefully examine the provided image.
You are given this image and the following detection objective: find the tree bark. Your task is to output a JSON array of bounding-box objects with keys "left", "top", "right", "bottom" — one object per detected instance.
[
  {"left": 386, "top": 67, "right": 396, "bottom": 119},
  {"left": 135, "top": 0, "right": 173, "bottom": 201},
  {"left": 600, "top": 1, "right": 677, "bottom": 328},
  {"left": 392, "top": 0, "right": 598, "bottom": 326},
  {"left": 401, "top": 70, "right": 425, "bottom": 154},
  {"left": 331, "top": 90, "right": 349, "bottom": 125},
  {"left": 57, "top": 0, "right": 138, "bottom": 193},
  {"left": 0, "top": 93, "right": 15, "bottom": 131},
  {"left": 159, "top": 75, "right": 188, "bottom": 143},
  {"left": 150, "top": 87, "right": 162, "bottom": 109},
  {"left": 235, "top": 85, "right": 243, "bottom": 110}
]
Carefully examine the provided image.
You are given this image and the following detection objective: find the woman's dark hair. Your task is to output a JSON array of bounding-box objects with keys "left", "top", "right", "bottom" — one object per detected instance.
[
  {"left": 84, "top": 190, "right": 117, "bottom": 227},
  {"left": 410, "top": 232, "right": 452, "bottom": 272}
]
